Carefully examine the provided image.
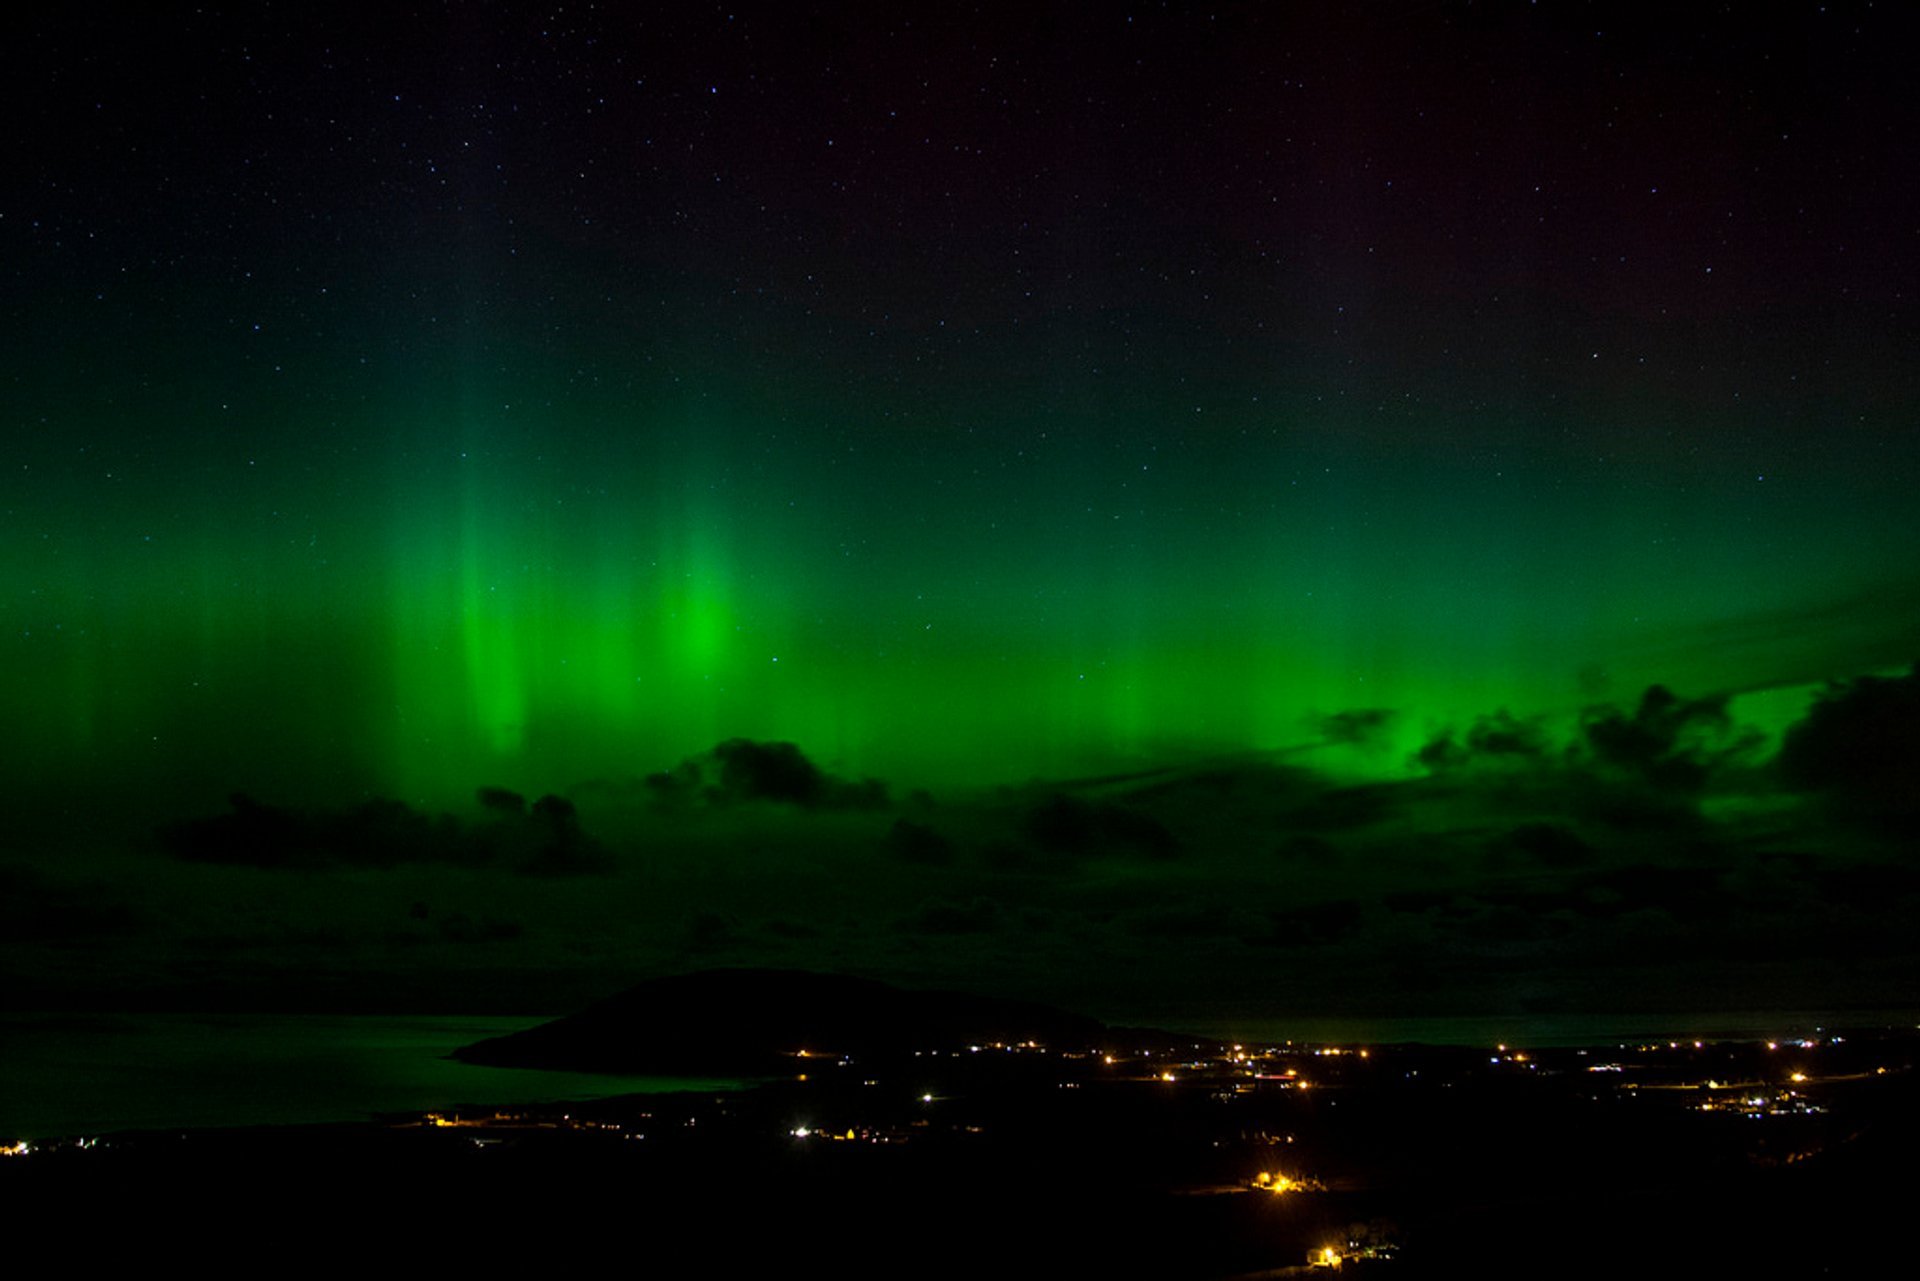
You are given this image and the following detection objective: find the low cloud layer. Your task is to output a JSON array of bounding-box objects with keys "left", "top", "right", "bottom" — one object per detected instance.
[
  {"left": 158, "top": 790, "right": 611, "bottom": 877},
  {"left": 9, "top": 673, "right": 1919, "bottom": 1019}
]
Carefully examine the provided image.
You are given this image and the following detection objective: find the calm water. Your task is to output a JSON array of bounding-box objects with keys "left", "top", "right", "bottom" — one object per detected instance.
[
  {"left": 1164, "top": 1008, "right": 1919, "bottom": 1050},
  {"left": 0, "top": 1012, "right": 743, "bottom": 1140}
]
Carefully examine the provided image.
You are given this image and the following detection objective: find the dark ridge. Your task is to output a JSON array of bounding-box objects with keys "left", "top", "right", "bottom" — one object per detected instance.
[{"left": 452, "top": 968, "right": 1189, "bottom": 1074}]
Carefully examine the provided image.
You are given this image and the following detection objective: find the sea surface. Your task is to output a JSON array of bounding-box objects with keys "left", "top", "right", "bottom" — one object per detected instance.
[
  {"left": 1162, "top": 1008, "right": 1917, "bottom": 1050},
  {"left": 0, "top": 1012, "right": 743, "bottom": 1140}
]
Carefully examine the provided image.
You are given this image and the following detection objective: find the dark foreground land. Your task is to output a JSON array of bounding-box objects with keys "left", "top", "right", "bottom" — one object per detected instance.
[{"left": 6, "top": 1022, "right": 1915, "bottom": 1276}]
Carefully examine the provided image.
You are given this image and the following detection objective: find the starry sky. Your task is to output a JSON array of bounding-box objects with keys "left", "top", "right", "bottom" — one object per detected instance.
[{"left": 4, "top": 3, "right": 1918, "bottom": 1021}]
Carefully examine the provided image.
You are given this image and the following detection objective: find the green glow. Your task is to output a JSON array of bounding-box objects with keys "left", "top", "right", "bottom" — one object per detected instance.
[
  {"left": 4, "top": 384, "right": 1914, "bottom": 813},
  {"left": 457, "top": 466, "right": 527, "bottom": 757}
]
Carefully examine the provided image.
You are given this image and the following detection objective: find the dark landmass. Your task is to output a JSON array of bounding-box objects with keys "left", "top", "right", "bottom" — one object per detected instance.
[
  {"left": 452, "top": 966, "right": 1201, "bottom": 1074},
  {"left": 6, "top": 980, "right": 1915, "bottom": 1275}
]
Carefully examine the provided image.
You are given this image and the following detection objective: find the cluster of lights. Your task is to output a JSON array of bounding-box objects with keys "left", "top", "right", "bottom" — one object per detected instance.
[
  {"left": 0, "top": 1137, "right": 104, "bottom": 1157},
  {"left": 790, "top": 1126, "right": 861, "bottom": 1141}
]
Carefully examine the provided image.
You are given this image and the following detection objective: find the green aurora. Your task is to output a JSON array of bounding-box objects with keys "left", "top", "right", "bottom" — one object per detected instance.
[
  {"left": 9, "top": 4, "right": 1918, "bottom": 821},
  {"left": 12, "top": 368, "right": 1915, "bottom": 813},
  {"left": 5, "top": 3, "right": 1920, "bottom": 1020}
]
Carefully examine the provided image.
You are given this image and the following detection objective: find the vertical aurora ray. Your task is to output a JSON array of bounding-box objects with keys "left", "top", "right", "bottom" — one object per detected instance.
[
  {"left": 1100, "top": 577, "right": 1153, "bottom": 761},
  {"left": 653, "top": 494, "right": 736, "bottom": 744},
  {"left": 8, "top": 388, "right": 1910, "bottom": 813},
  {"left": 385, "top": 428, "right": 521, "bottom": 799},
  {"left": 456, "top": 456, "right": 527, "bottom": 758},
  {"left": 376, "top": 408, "right": 807, "bottom": 800}
]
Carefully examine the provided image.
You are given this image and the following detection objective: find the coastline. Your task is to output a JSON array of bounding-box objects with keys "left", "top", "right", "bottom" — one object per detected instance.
[
  {"left": 0, "top": 1011, "right": 746, "bottom": 1141},
  {"left": 7, "top": 1024, "right": 1913, "bottom": 1277}
]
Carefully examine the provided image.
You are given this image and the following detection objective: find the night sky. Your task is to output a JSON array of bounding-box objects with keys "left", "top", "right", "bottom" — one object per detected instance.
[{"left": 4, "top": 3, "right": 1917, "bottom": 1025}]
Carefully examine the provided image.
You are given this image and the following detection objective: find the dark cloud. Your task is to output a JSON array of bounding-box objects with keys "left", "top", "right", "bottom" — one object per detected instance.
[
  {"left": 645, "top": 739, "right": 891, "bottom": 811},
  {"left": 1565, "top": 783, "right": 1703, "bottom": 833},
  {"left": 158, "top": 794, "right": 471, "bottom": 871},
  {"left": 1415, "top": 710, "right": 1551, "bottom": 771},
  {"left": 1382, "top": 889, "right": 1457, "bottom": 916},
  {"left": 713, "top": 739, "right": 833, "bottom": 806},
  {"left": 980, "top": 838, "right": 1044, "bottom": 874},
  {"left": 20, "top": 664, "right": 1920, "bottom": 1018},
  {"left": 1625, "top": 584, "right": 1920, "bottom": 689},
  {"left": 901, "top": 897, "right": 1003, "bottom": 935},
  {"left": 1579, "top": 685, "right": 1753, "bottom": 795},
  {"left": 1125, "top": 900, "right": 1249, "bottom": 940},
  {"left": 882, "top": 818, "right": 955, "bottom": 867},
  {"left": 685, "top": 912, "right": 739, "bottom": 951},
  {"left": 1023, "top": 794, "right": 1180, "bottom": 860},
  {"left": 1281, "top": 783, "right": 1394, "bottom": 834},
  {"left": 1318, "top": 708, "right": 1396, "bottom": 746},
  {"left": 1479, "top": 866, "right": 1730, "bottom": 924},
  {"left": 515, "top": 794, "right": 614, "bottom": 877},
  {"left": 1403, "top": 685, "right": 1766, "bottom": 837},
  {"left": 1777, "top": 664, "right": 1920, "bottom": 832},
  {"left": 0, "top": 865, "right": 140, "bottom": 941},
  {"left": 1456, "top": 901, "right": 1578, "bottom": 945},
  {"left": 476, "top": 786, "right": 527, "bottom": 815},
  {"left": 1486, "top": 822, "right": 1595, "bottom": 871},
  {"left": 1275, "top": 834, "right": 1338, "bottom": 864},
  {"left": 157, "top": 790, "right": 612, "bottom": 876}
]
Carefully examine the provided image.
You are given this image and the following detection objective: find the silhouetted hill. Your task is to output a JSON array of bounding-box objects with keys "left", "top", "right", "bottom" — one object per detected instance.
[{"left": 452, "top": 968, "right": 1180, "bottom": 1074}]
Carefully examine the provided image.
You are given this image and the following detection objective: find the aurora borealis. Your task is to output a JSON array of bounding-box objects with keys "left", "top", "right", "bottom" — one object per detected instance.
[{"left": 4, "top": 3, "right": 1919, "bottom": 1020}]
